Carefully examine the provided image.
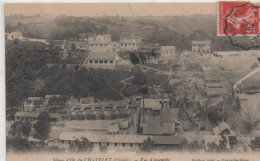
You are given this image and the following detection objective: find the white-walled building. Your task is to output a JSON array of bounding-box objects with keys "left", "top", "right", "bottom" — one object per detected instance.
[
  {"left": 192, "top": 41, "right": 211, "bottom": 53},
  {"left": 119, "top": 38, "right": 142, "bottom": 51},
  {"left": 6, "top": 31, "right": 23, "bottom": 41},
  {"left": 47, "top": 132, "right": 185, "bottom": 151},
  {"left": 85, "top": 52, "right": 118, "bottom": 69},
  {"left": 160, "top": 46, "right": 177, "bottom": 58}
]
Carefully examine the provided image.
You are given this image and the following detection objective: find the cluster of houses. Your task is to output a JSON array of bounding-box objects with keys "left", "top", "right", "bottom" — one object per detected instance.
[
  {"left": 66, "top": 33, "right": 142, "bottom": 52},
  {"left": 5, "top": 31, "right": 23, "bottom": 41}
]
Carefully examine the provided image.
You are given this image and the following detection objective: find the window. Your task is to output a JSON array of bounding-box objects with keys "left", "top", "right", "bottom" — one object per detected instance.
[
  {"left": 122, "top": 143, "right": 125, "bottom": 147},
  {"left": 125, "top": 44, "right": 127, "bottom": 46},
  {"left": 99, "top": 60, "right": 103, "bottom": 63},
  {"left": 89, "top": 60, "right": 93, "bottom": 63},
  {"left": 95, "top": 60, "right": 98, "bottom": 64},
  {"left": 133, "top": 44, "right": 135, "bottom": 46},
  {"left": 99, "top": 143, "right": 101, "bottom": 146},
  {"left": 107, "top": 143, "right": 109, "bottom": 146},
  {"left": 130, "top": 143, "right": 133, "bottom": 147},
  {"left": 80, "top": 46, "right": 82, "bottom": 48},
  {"left": 17, "top": 117, "right": 20, "bottom": 119},
  {"left": 115, "top": 143, "right": 117, "bottom": 147},
  {"left": 61, "top": 140, "right": 64, "bottom": 144},
  {"left": 138, "top": 144, "right": 141, "bottom": 147},
  {"left": 121, "top": 44, "right": 123, "bottom": 46},
  {"left": 109, "top": 61, "right": 113, "bottom": 64},
  {"left": 104, "top": 60, "right": 108, "bottom": 63}
]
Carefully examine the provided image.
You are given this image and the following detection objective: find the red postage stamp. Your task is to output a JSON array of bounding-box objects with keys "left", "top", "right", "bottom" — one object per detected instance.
[{"left": 218, "top": 1, "right": 259, "bottom": 36}]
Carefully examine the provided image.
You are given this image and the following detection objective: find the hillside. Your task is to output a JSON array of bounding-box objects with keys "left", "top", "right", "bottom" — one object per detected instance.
[{"left": 6, "top": 14, "right": 245, "bottom": 51}]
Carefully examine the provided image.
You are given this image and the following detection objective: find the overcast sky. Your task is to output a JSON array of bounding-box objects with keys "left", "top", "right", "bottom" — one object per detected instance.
[{"left": 5, "top": 3, "right": 217, "bottom": 17}]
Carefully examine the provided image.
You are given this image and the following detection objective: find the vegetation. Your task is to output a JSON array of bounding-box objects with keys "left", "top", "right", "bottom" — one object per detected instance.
[
  {"left": 69, "top": 137, "right": 93, "bottom": 153},
  {"left": 33, "top": 112, "right": 51, "bottom": 140},
  {"left": 140, "top": 137, "right": 154, "bottom": 153},
  {"left": 9, "top": 121, "right": 32, "bottom": 139},
  {"left": 185, "top": 140, "right": 203, "bottom": 152},
  {"left": 208, "top": 108, "right": 222, "bottom": 124},
  {"left": 7, "top": 121, "right": 32, "bottom": 152},
  {"left": 250, "top": 137, "right": 260, "bottom": 151}
]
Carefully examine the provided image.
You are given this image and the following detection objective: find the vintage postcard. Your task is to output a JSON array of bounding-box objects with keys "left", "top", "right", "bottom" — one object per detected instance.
[{"left": 3, "top": 1, "right": 260, "bottom": 161}]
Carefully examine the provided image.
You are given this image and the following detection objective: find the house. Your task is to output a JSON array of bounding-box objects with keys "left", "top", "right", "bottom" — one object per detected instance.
[
  {"left": 206, "top": 83, "right": 228, "bottom": 98},
  {"left": 96, "top": 34, "right": 111, "bottom": 42},
  {"left": 213, "top": 122, "right": 235, "bottom": 136},
  {"left": 119, "top": 37, "right": 142, "bottom": 51},
  {"left": 14, "top": 112, "right": 61, "bottom": 122},
  {"left": 80, "top": 97, "right": 95, "bottom": 104},
  {"left": 140, "top": 99, "right": 162, "bottom": 116},
  {"left": 160, "top": 46, "right": 177, "bottom": 58},
  {"left": 66, "top": 40, "right": 88, "bottom": 50},
  {"left": 6, "top": 31, "right": 23, "bottom": 41},
  {"left": 48, "top": 132, "right": 184, "bottom": 151},
  {"left": 88, "top": 41, "right": 114, "bottom": 52},
  {"left": 192, "top": 41, "right": 211, "bottom": 53},
  {"left": 85, "top": 52, "right": 118, "bottom": 69},
  {"left": 23, "top": 97, "right": 44, "bottom": 112},
  {"left": 78, "top": 33, "right": 96, "bottom": 41}
]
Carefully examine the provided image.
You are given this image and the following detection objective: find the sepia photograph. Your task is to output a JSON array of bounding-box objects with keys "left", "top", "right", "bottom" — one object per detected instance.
[{"left": 3, "top": 1, "right": 260, "bottom": 161}]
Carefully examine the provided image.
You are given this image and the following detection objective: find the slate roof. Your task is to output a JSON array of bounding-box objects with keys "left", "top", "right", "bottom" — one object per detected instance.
[
  {"left": 88, "top": 40, "right": 109, "bottom": 45},
  {"left": 87, "top": 52, "right": 117, "bottom": 60},
  {"left": 152, "top": 135, "right": 184, "bottom": 145},
  {"left": 143, "top": 122, "right": 175, "bottom": 135},
  {"left": 27, "top": 97, "right": 42, "bottom": 101},
  {"left": 119, "top": 39, "right": 141, "bottom": 44},
  {"left": 206, "top": 84, "right": 228, "bottom": 96},
  {"left": 160, "top": 46, "right": 176, "bottom": 50},
  {"left": 58, "top": 132, "right": 184, "bottom": 145},
  {"left": 192, "top": 41, "right": 211, "bottom": 45},
  {"left": 140, "top": 99, "right": 162, "bottom": 110},
  {"left": 14, "top": 112, "right": 61, "bottom": 119}
]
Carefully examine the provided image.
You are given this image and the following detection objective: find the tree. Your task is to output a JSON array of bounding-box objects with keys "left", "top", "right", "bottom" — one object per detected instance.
[
  {"left": 206, "top": 142, "right": 221, "bottom": 152},
  {"left": 139, "top": 53, "right": 146, "bottom": 64},
  {"left": 69, "top": 137, "right": 93, "bottom": 153},
  {"left": 250, "top": 137, "right": 260, "bottom": 151},
  {"left": 71, "top": 43, "right": 76, "bottom": 51},
  {"left": 33, "top": 112, "right": 51, "bottom": 140},
  {"left": 6, "top": 137, "right": 31, "bottom": 152},
  {"left": 151, "top": 49, "right": 157, "bottom": 60},
  {"left": 235, "top": 96, "right": 241, "bottom": 111},
  {"left": 208, "top": 108, "right": 222, "bottom": 124},
  {"left": 140, "top": 137, "right": 154, "bottom": 152},
  {"left": 99, "top": 145, "right": 108, "bottom": 153},
  {"left": 9, "top": 121, "right": 32, "bottom": 139},
  {"left": 13, "top": 38, "right": 20, "bottom": 45},
  {"left": 243, "top": 120, "right": 254, "bottom": 133},
  {"left": 185, "top": 140, "right": 203, "bottom": 152},
  {"left": 130, "top": 53, "right": 139, "bottom": 65}
]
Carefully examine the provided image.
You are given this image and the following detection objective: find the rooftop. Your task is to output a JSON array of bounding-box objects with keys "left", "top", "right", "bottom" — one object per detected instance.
[
  {"left": 160, "top": 46, "right": 176, "bottom": 50},
  {"left": 87, "top": 52, "right": 117, "bottom": 60},
  {"left": 140, "top": 99, "right": 162, "bottom": 110},
  {"left": 58, "top": 132, "right": 184, "bottom": 145},
  {"left": 206, "top": 84, "right": 228, "bottom": 96},
  {"left": 88, "top": 40, "right": 109, "bottom": 45},
  {"left": 192, "top": 41, "right": 211, "bottom": 45},
  {"left": 14, "top": 112, "right": 61, "bottom": 119},
  {"left": 119, "top": 39, "right": 141, "bottom": 44}
]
